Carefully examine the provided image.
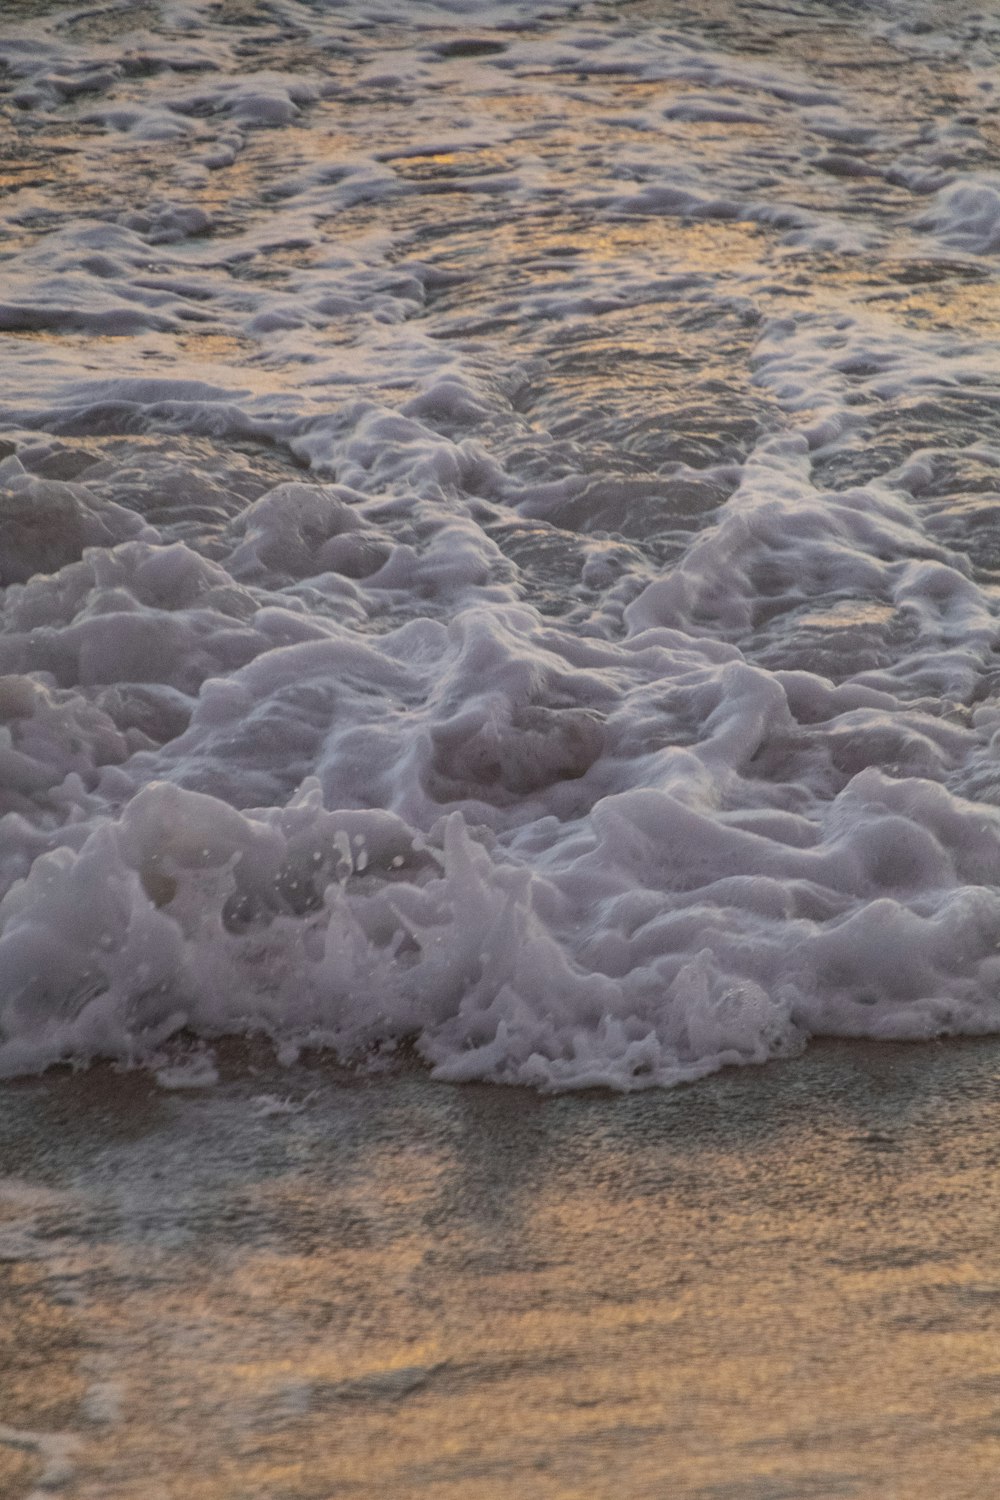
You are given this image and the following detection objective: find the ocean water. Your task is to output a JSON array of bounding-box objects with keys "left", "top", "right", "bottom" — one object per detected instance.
[{"left": 2, "top": 0, "right": 1000, "bottom": 1090}]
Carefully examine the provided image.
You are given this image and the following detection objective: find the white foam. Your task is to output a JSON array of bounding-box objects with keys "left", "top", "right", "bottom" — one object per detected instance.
[
  {"left": 915, "top": 175, "right": 1000, "bottom": 255},
  {"left": 1, "top": 0, "right": 1000, "bottom": 1089}
]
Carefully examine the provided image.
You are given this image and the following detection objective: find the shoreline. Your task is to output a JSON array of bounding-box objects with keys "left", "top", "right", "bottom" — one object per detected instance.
[{"left": 2, "top": 1035, "right": 998, "bottom": 1498}]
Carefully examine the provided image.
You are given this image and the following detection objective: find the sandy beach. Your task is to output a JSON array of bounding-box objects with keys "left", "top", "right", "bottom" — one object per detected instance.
[{"left": 2, "top": 1041, "right": 998, "bottom": 1499}]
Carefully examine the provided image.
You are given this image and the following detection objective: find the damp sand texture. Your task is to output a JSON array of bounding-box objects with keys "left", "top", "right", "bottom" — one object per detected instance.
[{"left": 1, "top": 1040, "right": 999, "bottom": 1499}]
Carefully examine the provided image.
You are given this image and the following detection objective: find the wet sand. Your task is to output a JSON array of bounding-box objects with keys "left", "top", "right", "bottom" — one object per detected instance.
[{"left": 1, "top": 1040, "right": 998, "bottom": 1499}]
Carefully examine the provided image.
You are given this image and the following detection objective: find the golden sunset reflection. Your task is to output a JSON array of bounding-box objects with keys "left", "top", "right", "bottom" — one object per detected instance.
[
  {"left": 2, "top": 1044, "right": 998, "bottom": 1499},
  {"left": 795, "top": 600, "right": 897, "bottom": 630}
]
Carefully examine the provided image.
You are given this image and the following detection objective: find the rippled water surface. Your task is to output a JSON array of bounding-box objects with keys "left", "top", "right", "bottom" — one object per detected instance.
[{"left": 3, "top": 0, "right": 1000, "bottom": 1087}]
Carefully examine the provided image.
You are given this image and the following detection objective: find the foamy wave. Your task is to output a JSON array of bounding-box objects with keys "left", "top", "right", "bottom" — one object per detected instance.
[{"left": 2, "top": 0, "right": 1000, "bottom": 1088}]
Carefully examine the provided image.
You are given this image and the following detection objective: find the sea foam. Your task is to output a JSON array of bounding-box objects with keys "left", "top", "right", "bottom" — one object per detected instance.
[{"left": 2, "top": 0, "right": 1000, "bottom": 1088}]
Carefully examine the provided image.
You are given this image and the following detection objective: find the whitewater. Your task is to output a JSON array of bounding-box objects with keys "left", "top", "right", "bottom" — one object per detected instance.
[{"left": 3, "top": 0, "right": 1000, "bottom": 1089}]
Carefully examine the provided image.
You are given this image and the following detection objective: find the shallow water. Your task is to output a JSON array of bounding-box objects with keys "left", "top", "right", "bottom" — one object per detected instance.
[
  {"left": 1, "top": 1038, "right": 999, "bottom": 1497},
  {"left": 3, "top": 0, "right": 1000, "bottom": 1088}
]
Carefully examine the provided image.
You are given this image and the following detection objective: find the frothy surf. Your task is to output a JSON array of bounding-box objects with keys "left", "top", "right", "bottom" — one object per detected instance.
[{"left": 2, "top": 0, "right": 1000, "bottom": 1088}]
